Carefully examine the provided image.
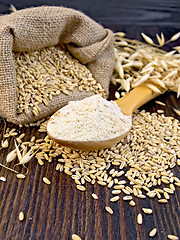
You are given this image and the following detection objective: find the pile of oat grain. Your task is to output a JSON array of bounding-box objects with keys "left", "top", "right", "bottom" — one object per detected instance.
[
  {"left": 14, "top": 45, "right": 106, "bottom": 116},
  {"left": 36, "top": 110, "right": 180, "bottom": 202}
]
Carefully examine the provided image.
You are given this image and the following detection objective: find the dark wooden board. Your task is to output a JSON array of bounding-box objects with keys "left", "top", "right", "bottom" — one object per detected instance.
[
  {"left": 0, "top": 1, "right": 180, "bottom": 239},
  {"left": 0, "top": 93, "right": 179, "bottom": 240}
]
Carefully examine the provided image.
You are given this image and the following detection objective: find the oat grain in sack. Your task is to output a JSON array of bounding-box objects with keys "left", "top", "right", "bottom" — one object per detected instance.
[{"left": 0, "top": 6, "right": 114, "bottom": 124}]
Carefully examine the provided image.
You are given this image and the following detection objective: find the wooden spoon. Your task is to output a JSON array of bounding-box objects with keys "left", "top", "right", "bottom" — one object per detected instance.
[{"left": 47, "top": 84, "right": 162, "bottom": 151}]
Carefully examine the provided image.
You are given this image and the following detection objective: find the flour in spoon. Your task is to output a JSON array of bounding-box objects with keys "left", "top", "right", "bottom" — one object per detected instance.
[{"left": 47, "top": 94, "right": 132, "bottom": 141}]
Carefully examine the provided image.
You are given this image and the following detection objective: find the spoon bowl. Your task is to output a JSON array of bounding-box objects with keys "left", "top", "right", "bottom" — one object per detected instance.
[
  {"left": 47, "top": 83, "right": 163, "bottom": 151},
  {"left": 47, "top": 127, "right": 129, "bottom": 151}
]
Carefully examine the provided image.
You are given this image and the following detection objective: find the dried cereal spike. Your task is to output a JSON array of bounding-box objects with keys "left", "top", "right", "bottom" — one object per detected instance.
[
  {"left": 156, "top": 32, "right": 165, "bottom": 46},
  {"left": 17, "top": 148, "right": 39, "bottom": 165},
  {"left": 9, "top": 4, "right": 17, "bottom": 12},
  {"left": 21, "top": 146, "right": 27, "bottom": 157},
  {"left": 115, "top": 60, "right": 124, "bottom": 79},
  {"left": 6, "top": 149, "right": 17, "bottom": 163},
  {"left": 0, "top": 163, "right": 20, "bottom": 174},
  {"left": 160, "top": 32, "right": 165, "bottom": 45},
  {"left": 155, "top": 101, "right": 166, "bottom": 106},
  {"left": 1, "top": 139, "right": 9, "bottom": 148},
  {"left": 72, "top": 234, "right": 82, "bottom": 240},
  {"left": 14, "top": 140, "right": 22, "bottom": 161},
  {"left": 149, "top": 228, "right": 157, "bottom": 237},
  {"left": 173, "top": 108, "right": 180, "bottom": 116},
  {"left": 163, "top": 70, "right": 178, "bottom": 81},
  {"left": 3, "top": 133, "right": 10, "bottom": 138},
  {"left": 133, "top": 74, "right": 150, "bottom": 87},
  {"left": 173, "top": 46, "right": 180, "bottom": 51},
  {"left": 146, "top": 83, "right": 162, "bottom": 94},
  {"left": 141, "top": 33, "right": 154, "bottom": 45},
  {"left": 170, "top": 32, "right": 180, "bottom": 42},
  {"left": 149, "top": 78, "right": 166, "bottom": 89},
  {"left": 19, "top": 212, "right": 24, "bottom": 221}
]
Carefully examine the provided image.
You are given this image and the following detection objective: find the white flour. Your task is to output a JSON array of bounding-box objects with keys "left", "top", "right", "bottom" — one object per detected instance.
[{"left": 47, "top": 94, "right": 132, "bottom": 142}]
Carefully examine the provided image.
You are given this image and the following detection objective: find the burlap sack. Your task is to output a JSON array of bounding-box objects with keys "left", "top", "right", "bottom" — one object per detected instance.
[{"left": 0, "top": 6, "right": 114, "bottom": 124}]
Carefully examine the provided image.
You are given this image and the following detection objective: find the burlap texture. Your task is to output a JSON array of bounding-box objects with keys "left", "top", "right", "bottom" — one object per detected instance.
[{"left": 0, "top": 6, "right": 114, "bottom": 124}]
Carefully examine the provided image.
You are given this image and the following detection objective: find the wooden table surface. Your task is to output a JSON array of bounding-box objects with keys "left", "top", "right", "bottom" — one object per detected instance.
[{"left": 0, "top": 1, "right": 180, "bottom": 239}]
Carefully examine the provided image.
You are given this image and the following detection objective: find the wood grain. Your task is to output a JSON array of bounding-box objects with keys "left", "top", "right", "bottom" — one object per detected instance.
[
  {"left": 0, "top": 1, "right": 180, "bottom": 239},
  {"left": 0, "top": 95, "right": 179, "bottom": 240}
]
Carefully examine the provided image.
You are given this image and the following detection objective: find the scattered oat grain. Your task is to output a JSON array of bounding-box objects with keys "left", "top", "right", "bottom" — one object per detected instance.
[
  {"left": 123, "top": 196, "right": 132, "bottom": 201},
  {"left": 110, "top": 196, "right": 120, "bottom": 202},
  {"left": 167, "top": 235, "right": 179, "bottom": 240},
  {"left": 155, "top": 101, "right": 166, "bottom": 106},
  {"left": 76, "top": 185, "right": 86, "bottom": 191},
  {"left": 149, "top": 228, "right": 157, "bottom": 237},
  {"left": 19, "top": 212, "right": 24, "bottom": 221},
  {"left": 142, "top": 208, "right": 152, "bottom": 214},
  {"left": 112, "top": 190, "right": 121, "bottom": 195},
  {"left": 92, "top": 193, "right": 98, "bottom": 200},
  {"left": 137, "top": 213, "right": 143, "bottom": 224},
  {"left": 0, "top": 176, "right": 6, "bottom": 182},
  {"left": 72, "top": 234, "right": 82, "bottom": 240},
  {"left": 16, "top": 174, "right": 26, "bottom": 179},
  {"left": 129, "top": 200, "right": 136, "bottom": 207},
  {"left": 105, "top": 206, "right": 113, "bottom": 214},
  {"left": 38, "top": 159, "right": 44, "bottom": 166},
  {"left": 158, "top": 199, "right": 168, "bottom": 204},
  {"left": 43, "top": 177, "right": 51, "bottom": 185}
]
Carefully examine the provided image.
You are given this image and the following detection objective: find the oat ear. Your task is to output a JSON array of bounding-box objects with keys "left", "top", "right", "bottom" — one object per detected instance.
[{"left": 14, "top": 139, "right": 22, "bottom": 161}]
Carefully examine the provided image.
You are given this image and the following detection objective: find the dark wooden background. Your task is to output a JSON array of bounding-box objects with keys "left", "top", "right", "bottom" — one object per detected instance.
[{"left": 0, "top": 1, "right": 180, "bottom": 239}]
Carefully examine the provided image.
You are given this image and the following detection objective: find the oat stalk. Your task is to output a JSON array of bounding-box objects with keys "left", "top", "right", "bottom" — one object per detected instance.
[{"left": 0, "top": 163, "right": 20, "bottom": 174}]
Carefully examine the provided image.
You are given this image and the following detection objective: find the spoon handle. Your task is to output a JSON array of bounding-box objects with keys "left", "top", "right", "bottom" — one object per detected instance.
[{"left": 114, "top": 84, "right": 164, "bottom": 116}]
